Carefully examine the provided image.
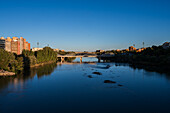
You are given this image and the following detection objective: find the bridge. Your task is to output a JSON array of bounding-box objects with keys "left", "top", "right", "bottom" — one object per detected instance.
[{"left": 57, "top": 54, "right": 115, "bottom": 63}]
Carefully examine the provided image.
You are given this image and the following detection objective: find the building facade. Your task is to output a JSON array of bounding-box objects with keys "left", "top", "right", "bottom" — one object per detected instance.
[
  {"left": 5, "top": 37, "right": 12, "bottom": 52},
  {"left": 96, "top": 50, "right": 105, "bottom": 53},
  {"left": 32, "top": 48, "right": 43, "bottom": 52},
  {"left": 0, "top": 37, "right": 5, "bottom": 49},
  {"left": 129, "top": 46, "right": 136, "bottom": 51},
  {"left": 0, "top": 37, "right": 30, "bottom": 55},
  {"left": 53, "top": 48, "right": 59, "bottom": 52}
]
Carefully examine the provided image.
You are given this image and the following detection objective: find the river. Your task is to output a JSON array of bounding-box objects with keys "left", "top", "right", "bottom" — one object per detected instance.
[{"left": 0, "top": 58, "right": 170, "bottom": 113}]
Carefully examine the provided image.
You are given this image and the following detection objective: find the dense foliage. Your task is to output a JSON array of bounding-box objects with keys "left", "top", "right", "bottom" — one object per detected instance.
[
  {"left": 22, "top": 50, "right": 37, "bottom": 67},
  {"left": 35, "top": 47, "right": 57, "bottom": 63},
  {"left": 58, "top": 50, "right": 75, "bottom": 55},
  {"left": 103, "top": 46, "right": 170, "bottom": 67},
  {"left": 0, "top": 47, "right": 58, "bottom": 73},
  {"left": 0, "top": 49, "right": 23, "bottom": 73},
  {"left": 130, "top": 46, "right": 170, "bottom": 66}
]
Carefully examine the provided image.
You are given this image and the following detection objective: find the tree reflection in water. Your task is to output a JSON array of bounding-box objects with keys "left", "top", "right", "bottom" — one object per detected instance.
[
  {"left": 115, "top": 63, "right": 170, "bottom": 79},
  {"left": 0, "top": 63, "right": 58, "bottom": 92},
  {"left": 1, "top": 62, "right": 170, "bottom": 93}
]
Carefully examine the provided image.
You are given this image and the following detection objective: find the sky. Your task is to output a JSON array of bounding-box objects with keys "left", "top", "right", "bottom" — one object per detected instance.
[{"left": 0, "top": 0, "right": 170, "bottom": 51}]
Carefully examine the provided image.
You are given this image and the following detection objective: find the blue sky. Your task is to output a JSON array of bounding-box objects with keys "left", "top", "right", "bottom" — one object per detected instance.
[{"left": 0, "top": 0, "right": 170, "bottom": 51}]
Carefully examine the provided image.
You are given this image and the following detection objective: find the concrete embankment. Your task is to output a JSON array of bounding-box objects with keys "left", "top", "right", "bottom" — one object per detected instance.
[{"left": 0, "top": 70, "right": 15, "bottom": 76}]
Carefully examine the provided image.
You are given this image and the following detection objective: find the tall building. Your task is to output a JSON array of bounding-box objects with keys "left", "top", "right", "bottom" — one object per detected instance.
[
  {"left": 25, "top": 42, "right": 29, "bottom": 50},
  {"left": 0, "top": 37, "right": 31, "bottom": 55},
  {"left": 5, "top": 39, "right": 11, "bottom": 52},
  {"left": 0, "top": 37, "right": 5, "bottom": 49},
  {"left": 11, "top": 40, "right": 20, "bottom": 54},
  {"left": 19, "top": 37, "right": 24, "bottom": 54},
  {"left": 23, "top": 38, "right": 26, "bottom": 50}
]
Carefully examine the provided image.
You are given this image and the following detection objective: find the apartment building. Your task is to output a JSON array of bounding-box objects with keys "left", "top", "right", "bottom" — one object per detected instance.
[{"left": 0, "top": 37, "right": 31, "bottom": 55}]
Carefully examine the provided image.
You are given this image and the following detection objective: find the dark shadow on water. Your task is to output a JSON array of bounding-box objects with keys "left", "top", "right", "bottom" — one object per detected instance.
[
  {"left": 22, "top": 62, "right": 58, "bottom": 79},
  {"left": 115, "top": 63, "right": 170, "bottom": 79}
]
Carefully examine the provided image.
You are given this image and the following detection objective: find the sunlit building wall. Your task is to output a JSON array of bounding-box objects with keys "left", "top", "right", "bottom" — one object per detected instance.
[
  {"left": 11, "top": 38, "right": 20, "bottom": 55},
  {"left": 0, "top": 37, "right": 31, "bottom": 55},
  {"left": 19, "top": 37, "right": 24, "bottom": 54}
]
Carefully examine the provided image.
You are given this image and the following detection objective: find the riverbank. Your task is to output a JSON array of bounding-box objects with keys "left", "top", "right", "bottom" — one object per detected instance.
[{"left": 0, "top": 70, "right": 15, "bottom": 76}]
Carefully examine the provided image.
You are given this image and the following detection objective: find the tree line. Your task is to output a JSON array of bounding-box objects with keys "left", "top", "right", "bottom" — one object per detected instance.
[
  {"left": 0, "top": 47, "right": 58, "bottom": 73},
  {"left": 101, "top": 45, "right": 170, "bottom": 67}
]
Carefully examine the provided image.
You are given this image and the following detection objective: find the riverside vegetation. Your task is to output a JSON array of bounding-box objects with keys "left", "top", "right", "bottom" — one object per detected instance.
[
  {"left": 0, "top": 47, "right": 57, "bottom": 73},
  {"left": 0, "top": 47, "right": 76, "bottom": 74},
  {"left": 1, "top": 45, "right": 170, "bottom": 74},
  {"left": 100, "top": 45, "right": 170, "bottom": 70}
]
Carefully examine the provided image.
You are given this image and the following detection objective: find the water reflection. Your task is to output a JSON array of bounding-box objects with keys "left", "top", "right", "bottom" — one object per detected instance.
[
  {"left": 114, "top": 62, "right": 170, "bottom": 80},
  {"left": 24, "top": 63, "right": 57, "bottom": 79},
  {"left": 1, "top": 62, "right": 170, "bottom": 92},
  {"left": 1, "top": 62, "right": 170, "bottom": 113},
  {"left": 1, "top": 62, "right": 170, "bottom": 93},
  {"left": 0, "top": 63, "right": 57, "bottom": 93},
  {"left": 73, "top": 57, "right": 98, "bottom": 62}
]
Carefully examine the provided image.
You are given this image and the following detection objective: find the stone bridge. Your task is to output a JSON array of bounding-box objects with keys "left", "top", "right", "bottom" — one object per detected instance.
[{"left": 57, "top": 54, "right": 115, "bottom": 63}]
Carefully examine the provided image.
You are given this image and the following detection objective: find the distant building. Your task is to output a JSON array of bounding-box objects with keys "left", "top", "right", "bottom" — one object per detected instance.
[
  {"left": 0, "top": 37, "right": 30, "bottom": 55},
  {"left": 122, "top": 49, "right": 129, "bottom": 52},
  {"left": 32, "top": 48, "right": 43, "bottom": 52},
  {"left": 162, "top": 42, "right": 170, "bottom": 49},
  {"left": 32, "top": 48, "right": 59, "bottom": 52},
  {"left": 96, "top": 50, "right": 105, "bottom": 53},
  {"left": 136, "top": 48, "right": 146, "bottom": 52},
  {"left": 125, "top": 49, "right": 129, "bottom": 51},
  {"left": 101, "top": 53, "right": 115, "bottom": 57},
  {"left": 116, "top": 49, "right": 120, "bottom": 52},
  {"left": 129, "top": 46, "right": 136, "bottom": 51},
  {"left": 53, "top": 48, "right": 59, "bottom": 52}
]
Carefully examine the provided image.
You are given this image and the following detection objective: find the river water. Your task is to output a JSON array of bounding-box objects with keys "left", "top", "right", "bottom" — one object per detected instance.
[{"left": 0, "top": 58, "right": 170, "bottom": 113}]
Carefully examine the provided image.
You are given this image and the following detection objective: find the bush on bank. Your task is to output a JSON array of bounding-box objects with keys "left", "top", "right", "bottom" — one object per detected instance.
[{"left": 0, "top": 49, "right": 23, "bottom": 73}]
